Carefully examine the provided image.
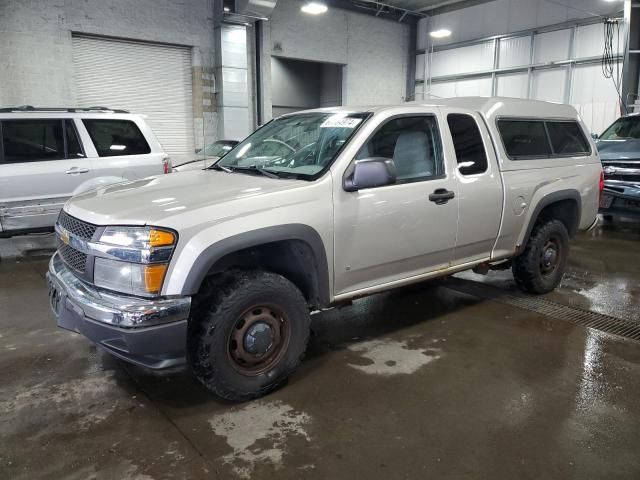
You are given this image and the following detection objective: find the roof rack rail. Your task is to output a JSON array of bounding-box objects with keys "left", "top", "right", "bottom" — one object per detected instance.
[{"left": 0, "top": 105, "right": 130, "bottom": 113}]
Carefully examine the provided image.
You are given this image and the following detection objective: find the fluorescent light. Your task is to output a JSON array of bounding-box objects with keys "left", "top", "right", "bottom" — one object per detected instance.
[
  {"left": 223, "top": 6, "right": 230, "bottom": 11},
  {"left": 301, "top": 2, "right": 328, "bottom": 14},
  {"left": 430, "top": 29, "right": 452, "bottom": 39}
]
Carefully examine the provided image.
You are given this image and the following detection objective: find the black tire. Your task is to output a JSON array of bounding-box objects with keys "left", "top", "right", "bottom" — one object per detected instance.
[
  {"left": 187, "top": 270, "right": 310, "bottom": 401},
  {"left": 512, "top": 219, "right": 569, "bottom": 294}
]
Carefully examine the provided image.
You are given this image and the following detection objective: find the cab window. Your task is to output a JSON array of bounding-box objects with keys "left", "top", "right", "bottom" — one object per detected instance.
[{"left": 355, "top": 116, "right": 444, "bottom": 183}]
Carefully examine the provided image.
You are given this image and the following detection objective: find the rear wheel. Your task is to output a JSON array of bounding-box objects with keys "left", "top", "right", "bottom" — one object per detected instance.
[
  {"left": 512, "top": 219, "right": 569, "bottom": 294},
  {"left": 188, "top": 270, "right": 311, "bottom": 401}
]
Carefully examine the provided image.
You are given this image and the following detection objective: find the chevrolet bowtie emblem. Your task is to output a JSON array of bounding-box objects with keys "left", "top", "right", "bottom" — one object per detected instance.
[{"left": 59, "top": 228, "right": 70, "bottom": 246}]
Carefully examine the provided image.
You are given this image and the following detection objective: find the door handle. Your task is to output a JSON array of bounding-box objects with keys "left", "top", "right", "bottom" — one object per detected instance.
[
  {"left": 429, "top": 188, "right": 455, "bottom": 205},
  {"left": 65, "top": 167, "right": 90, "bottom": 175}
]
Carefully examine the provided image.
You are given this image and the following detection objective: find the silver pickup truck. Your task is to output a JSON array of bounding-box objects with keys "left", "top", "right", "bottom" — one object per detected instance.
[{"left": 47, "top": 97, "right": 602, "bottom": 401}]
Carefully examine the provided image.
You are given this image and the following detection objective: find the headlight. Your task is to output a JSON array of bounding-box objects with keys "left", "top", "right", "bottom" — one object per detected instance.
[
  {"left": 94, "top": 258, "right": 168, "bottom": 296},
  {"left": 93, "top": 226, "right": 176, "bottom": 297}
]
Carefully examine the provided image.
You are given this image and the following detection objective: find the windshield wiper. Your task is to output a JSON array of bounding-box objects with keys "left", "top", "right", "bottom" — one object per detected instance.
[
  {"left": 209, "top": 164, "right": 233, "bottom": 173},
  {"left": 232, "top": 166, "right": 282, "bottom": 179}
]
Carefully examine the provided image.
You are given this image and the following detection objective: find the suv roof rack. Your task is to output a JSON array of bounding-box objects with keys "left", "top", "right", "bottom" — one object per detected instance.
[{"left": 0, "top": 105, "right": 130, "bottom": 113}]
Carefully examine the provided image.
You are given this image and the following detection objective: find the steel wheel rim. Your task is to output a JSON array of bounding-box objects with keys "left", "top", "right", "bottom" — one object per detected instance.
[
  {"left": 540, "top": 237, "right": 561, "bottom": 277},
  {"left": 227, "top": 305, "right": 290, "bottom": 376}
]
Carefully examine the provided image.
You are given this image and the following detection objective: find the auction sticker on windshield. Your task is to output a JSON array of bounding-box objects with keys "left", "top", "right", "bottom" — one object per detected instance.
[{"left": 321, "top": 116, "right": 362, "bottom": 129}]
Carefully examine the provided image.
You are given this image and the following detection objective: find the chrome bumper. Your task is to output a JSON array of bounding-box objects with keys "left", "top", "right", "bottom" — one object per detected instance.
[{"left": 47, "top": 253, "right": 191, "bottom": 368}]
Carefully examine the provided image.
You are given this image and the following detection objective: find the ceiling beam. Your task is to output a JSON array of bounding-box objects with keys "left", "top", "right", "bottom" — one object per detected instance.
[{"left": 418, "top": 0, "right": 495, "bottom": 15}]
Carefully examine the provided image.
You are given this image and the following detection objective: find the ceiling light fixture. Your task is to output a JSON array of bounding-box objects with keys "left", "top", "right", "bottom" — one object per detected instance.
[
  {"left": 430, "top": 29, "right": 452, "bottom": 39},
  {"left": 301, "top": 2, "right": 328, "bottom": 14}
]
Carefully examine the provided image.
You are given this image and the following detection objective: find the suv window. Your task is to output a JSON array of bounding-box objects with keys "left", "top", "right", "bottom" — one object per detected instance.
[
  {"left": 83, "top": 119, "right": 150, "bottom": 157},
  {"left": 356, "top": 116, "right": 444, "bottom": 183},
  {"left": 497, "top": 120, "right": 552, "bottom": 158},
  {"left": 1, "top": 120, "right": 65, "bottom": 163},
  {"left": 447, "top": 114, "right": 488, "bottom": 175},
  {"left": 546, "top": 121, "right": 590, "bottom": 155}
]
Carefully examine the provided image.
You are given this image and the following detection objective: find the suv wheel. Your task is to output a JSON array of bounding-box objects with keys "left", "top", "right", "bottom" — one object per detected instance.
[
  {"left": 512, "top": 219, "right": 569, "bottom": 294},
  {"left": 188, "top": 270, "right": 311, "bottom": 401}
]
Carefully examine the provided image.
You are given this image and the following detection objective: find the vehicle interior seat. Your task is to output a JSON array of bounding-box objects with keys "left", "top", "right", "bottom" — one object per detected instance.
[{"left": 393, "top": 131, "right": 433, "bottom": 179}]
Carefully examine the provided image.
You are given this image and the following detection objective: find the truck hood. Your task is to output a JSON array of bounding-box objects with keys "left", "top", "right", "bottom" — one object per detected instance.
[
  {"left": 65, "top": 170, "right": 308, "bottom": 226},
  {"left": 596, "top": 139, "right": 640, "bottom": 161}
]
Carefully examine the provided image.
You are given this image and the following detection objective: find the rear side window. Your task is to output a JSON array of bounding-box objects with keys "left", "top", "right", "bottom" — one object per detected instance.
[
  {"left": 498, "top": 119, "right": 590, "bottom": 159},
  {"left": 546, "top": 121, "right": 590, "bottom": 155},
  {"left": 83, "top": 119, "right": 150, "bottom": 157},
  {"left": 447, "top": 114, "right": 488, "bottom": 175},
  {"left": 1, "top": 120, "right": 65, "bottom": 163},
  {"left": 497, "top": 120, "right": 551, "bottom": 158}
]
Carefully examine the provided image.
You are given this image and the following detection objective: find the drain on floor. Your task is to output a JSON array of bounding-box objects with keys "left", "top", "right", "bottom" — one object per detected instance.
[{"left": 444, "top": 277, "right": 640, "bottom": 341}]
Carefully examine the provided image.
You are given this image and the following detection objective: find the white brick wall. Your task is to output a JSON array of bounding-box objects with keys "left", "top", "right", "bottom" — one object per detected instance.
[{"left": 0, "top": 0, "right": 217, "bottom": 148}]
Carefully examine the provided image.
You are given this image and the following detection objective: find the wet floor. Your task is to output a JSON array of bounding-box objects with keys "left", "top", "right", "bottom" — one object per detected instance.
[{"left": 1, "top": 218, "right": 640, "bottom": 479}]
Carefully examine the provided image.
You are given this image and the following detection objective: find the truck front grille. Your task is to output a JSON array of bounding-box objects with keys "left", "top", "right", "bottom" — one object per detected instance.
[
  {"left": 58, "top": 241, "right": 88, "bottom": 273},
  {"left": 57, "top": 211, "right": 97, "bottom": 241},
  {"left": 606, "top": 173, "right": 640, "bottom": 183}
]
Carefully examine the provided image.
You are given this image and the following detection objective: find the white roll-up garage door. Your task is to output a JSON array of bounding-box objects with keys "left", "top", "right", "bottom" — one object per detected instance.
[{"left": 72, "top": 35, "right": 194, "bottom": 156}]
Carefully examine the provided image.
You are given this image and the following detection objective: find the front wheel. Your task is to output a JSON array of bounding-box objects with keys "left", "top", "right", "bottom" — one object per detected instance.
[
  {"left": 188, "top": 270, "right": 311, "bottom": 401},
  {"left": 512, "top": 219, "right": 569, "bottom": 294}
]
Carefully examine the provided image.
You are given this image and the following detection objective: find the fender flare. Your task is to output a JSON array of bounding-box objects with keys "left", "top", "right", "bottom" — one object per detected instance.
[
  {"left": 518, "top": 189, "right": 582, "bottom": 251},
  {"left": 180, "top": 224, "right": 331, "bottom": 305}
]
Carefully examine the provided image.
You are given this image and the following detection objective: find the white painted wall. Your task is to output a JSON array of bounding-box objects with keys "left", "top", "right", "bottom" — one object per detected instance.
[
  {"left": 262, "top": 0, "right": 409, "bottom": 119},
  {"left": 418, "top": 0, "right": 625, "bottom": 133},
  {"left": 418, "top": 0, "right": 624, "bottom": 48}
]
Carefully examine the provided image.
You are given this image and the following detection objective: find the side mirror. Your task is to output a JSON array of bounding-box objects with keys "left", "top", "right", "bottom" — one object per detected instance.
[
  {"left": 344, "top": 157, "right": 397, "bottom": 192},
  {"left": 591, "top": 132, "right": 599, "bottom": 140}
]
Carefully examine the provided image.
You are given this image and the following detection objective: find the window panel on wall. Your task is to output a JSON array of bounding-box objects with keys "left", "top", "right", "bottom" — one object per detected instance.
[
  {"left": 570, "top": 63, "right": 621, "bottom": 134},
  {"left": 429, "top": 77, "right": 492, "bottom": 98},
  {"left": 575, "top": 23, "right": 622, "bottom": 59},
  {"left": 496, "top": 72, "right": 529, "bottom": 98},
  {"left": 454, "top": 76, "right": 492, "bottom": 96},
  {"left": 498, "top": 36, "right": 531, "bottom": 69},
  {"left": 532, "top": 68, "right": 567, "bottom": 103},
  {"left": 415, "top": 54, "right": 426, "bottom": 81},
  {"left": 431, "top": 41, "right": 494, "bottom": 78},
  {"left": 427, "top": 81, "right": 456, "bottom": 99},
  {"left": 534, "top": 29, "right": 571, "bottom": 64}
]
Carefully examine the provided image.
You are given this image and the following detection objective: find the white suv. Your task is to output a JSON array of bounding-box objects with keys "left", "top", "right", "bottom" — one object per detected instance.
[{"left": 0, "top": 106, "right": 171, "bottom": 237}]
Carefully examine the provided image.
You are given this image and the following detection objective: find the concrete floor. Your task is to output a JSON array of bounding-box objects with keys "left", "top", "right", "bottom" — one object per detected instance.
[{"left": 1, "top": 219, "right": 640, "bottom": 479}]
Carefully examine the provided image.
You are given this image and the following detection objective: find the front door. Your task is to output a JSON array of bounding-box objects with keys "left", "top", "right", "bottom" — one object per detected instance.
[
  {"left": 0, "top": 118, "right": 90, "bottom": 232},
  {"left": 333, "top": 113, "right": 459, "bottom": 296}
]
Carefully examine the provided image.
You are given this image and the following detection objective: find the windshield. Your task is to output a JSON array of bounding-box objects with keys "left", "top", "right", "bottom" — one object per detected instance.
[
  {"left": 203, "top": 141, "right": 236, "bottom": 157},
  {"left": 600, "top": 116, "right": 640, "bottom": 140},
  {"left": 218, "top": 112, "right": 370, "bottom": 179}
]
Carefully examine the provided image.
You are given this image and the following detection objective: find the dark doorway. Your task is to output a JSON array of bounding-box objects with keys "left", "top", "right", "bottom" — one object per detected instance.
[{"left": 271, "top": 57, "right": 343, "bottom": 117}]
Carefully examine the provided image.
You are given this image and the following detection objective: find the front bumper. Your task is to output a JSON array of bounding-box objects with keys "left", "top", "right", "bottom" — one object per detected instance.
[
  {"left": 46, "top": 253, "right": 191, "bottom": 369},
  {"left": 599, "top": 184, "right": 640, "bottom": 219}
]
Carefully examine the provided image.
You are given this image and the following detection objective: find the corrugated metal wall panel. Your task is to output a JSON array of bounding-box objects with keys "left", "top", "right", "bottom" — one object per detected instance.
[{"left": 72, "top": 35, "right": 194, "bottom": 156}]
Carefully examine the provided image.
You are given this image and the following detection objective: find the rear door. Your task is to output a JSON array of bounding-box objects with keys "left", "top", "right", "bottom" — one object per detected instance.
[
  {"left": 333, "top": 112, "right": 459, "bottom": 296},
  {"left": 79, "top": 118, "right": 165, "bottom": 184},
  {"left": 0, "top": 118, "right": 90, "bottom": 232},
  {"left": 440, "top": 109, "right": 503, "bottom": 265}
]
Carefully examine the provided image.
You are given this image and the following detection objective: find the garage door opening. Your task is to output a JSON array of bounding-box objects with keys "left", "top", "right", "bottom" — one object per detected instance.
[
  {"left": 72, "top": 35, "right": 195, "bottom": 156},
  {"left": 271, "top": 57, "right": 343, "bottom": 117}
]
